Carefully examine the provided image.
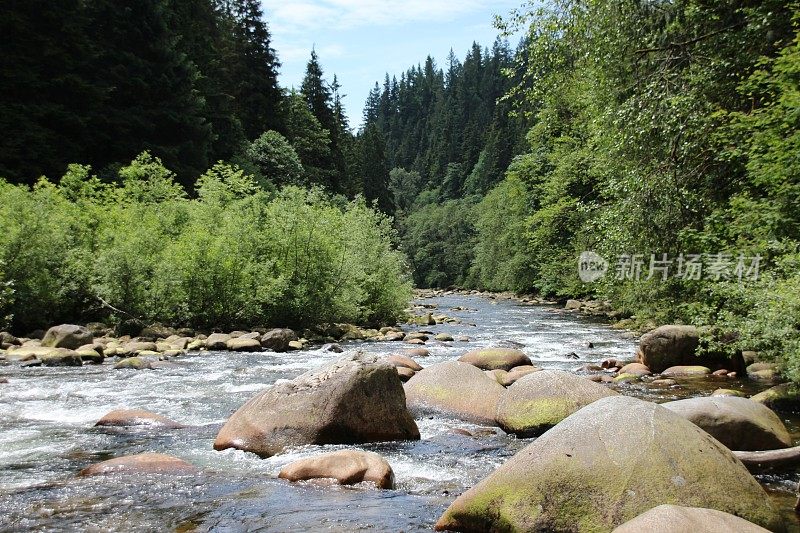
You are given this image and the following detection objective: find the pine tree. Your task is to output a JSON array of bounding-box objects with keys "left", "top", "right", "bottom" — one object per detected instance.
[
  {"left": 222, "top": 0, "right": 283, "bottom": 138},
  {"left": 166, "top": 0, "right": 245, "bottom": 161},
  {"left": 84, "top": 0, "right": 212, "bottom": 185},
  {"left": 360, "top": 123, "right": 393, "bottom": 214},
  {"left": 283, "top": 90, "right": 332, "bottom": 186},
  {"left": 0, "top": 0, "right": 103, "bottom": 183},
  {"left": 301, "top": 49, "right": 336, "bottom": 133},
  {"left": 300, "top": 50, "right": 351, "bottom": 191}
]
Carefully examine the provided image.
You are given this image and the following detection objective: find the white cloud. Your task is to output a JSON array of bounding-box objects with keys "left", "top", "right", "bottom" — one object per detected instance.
[{"left": 262, "top": 0, "right": 487, "bottom": 32}]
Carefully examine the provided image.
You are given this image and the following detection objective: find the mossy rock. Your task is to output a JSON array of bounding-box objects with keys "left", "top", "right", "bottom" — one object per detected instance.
[
  {"left": 458, "top": 348, "right": 532, "bottom": 371},
  {"left": 405, "top": 361, "right": 505, "bottom": 425},
  {"left": 435, "top": 396, "right": 783, "bottom": 532},
  {"left": 747, "top": 362, "right": 780, "bottom": 382},
  {"left": 40, "top": 348, "right": 83, "bottom": 367},
  {"left": 662, "top": 365, "right": 711, "bottom": 377},
  {"left": 751, "top": 383, "right": 800, "bottom": 414},
  {"left": 495, "top": 369, "right": 618, "bottom": 437},
  {"left": 613, "top": 373, "right": 641, "bottom": 383},
  {"left": 76, "top": 348, "right": 104, "bottom": 364}
]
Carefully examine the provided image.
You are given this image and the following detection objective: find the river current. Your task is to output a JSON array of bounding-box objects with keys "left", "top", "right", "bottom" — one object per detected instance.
[{"left": 0, "top": 294, "right": 797, "bottom": 531}]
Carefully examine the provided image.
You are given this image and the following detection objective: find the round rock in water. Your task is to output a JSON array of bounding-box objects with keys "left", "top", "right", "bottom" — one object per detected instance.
[
  {"left": 95, "top": 409, "right": 185, "bottom": 429},
  {"left": 458, "top": 347, "right": 531, "bottom": 371},
  {"left": 214, "top": 352, "right": 419, "bottom": 457},
  {"left": 404, "top": 361, "right": 505, "bottom": 425},
  {"left": 662, "top": 396, "right": 791, "bottom": 451},
  {"left": 435, "top": 396, "right": 782, "bottom": 532},
  {"left": 612, "top": 504, "right": 771, "bottom": 533},
  {"left": 495, "top": 369, "right": 618, "bottom": 437},
  {"left": 41, "top": 324, "right": 93, "bottom": 350},
  {"left": 80, "top": 453, "right": 197, "bottom": 476},
  {"left": 279, "top": 450, "right": 394, "bottom": 489}
]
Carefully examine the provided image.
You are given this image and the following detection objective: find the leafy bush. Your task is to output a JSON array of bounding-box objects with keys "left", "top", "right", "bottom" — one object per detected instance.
[{"left": 0, "top": 154, "right": 411, "bottom": 332}]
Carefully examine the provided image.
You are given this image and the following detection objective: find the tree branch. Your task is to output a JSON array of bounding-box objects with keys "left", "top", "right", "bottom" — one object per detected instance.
[{"left": 635, "top": 22, "right": 746, "bottom": 55}]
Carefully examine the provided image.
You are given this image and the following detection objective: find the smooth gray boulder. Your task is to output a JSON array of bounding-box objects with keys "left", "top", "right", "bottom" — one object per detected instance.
[
  {"left": 404, "top": 361, "right": 505, "bottom": 425},
  {"left": 662, "top": 396, "right": 792, "bottom": 451},
  {"left": 612, "top": 504, "right": 771, "bottom": 533},
  {"left": 214, "top": 353, "right": 419, "bottom": 457},
  {"left": 41, "top": 324, "right": 93, "bottom": 350},
  {"left": 435, "top": 396, "right": 783, "bottom": 532}
]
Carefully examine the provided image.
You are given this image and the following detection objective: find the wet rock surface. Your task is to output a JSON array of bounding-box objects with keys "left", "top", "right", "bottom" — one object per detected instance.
[
  {"left": 436, "top": 396, "right": 783, "bottom": 532},
  {"left": 214, "top": 352, "right": 420, "bottom": 457},
  {"left": 278, "top": 450, "right": 395, "bottom": 489}
]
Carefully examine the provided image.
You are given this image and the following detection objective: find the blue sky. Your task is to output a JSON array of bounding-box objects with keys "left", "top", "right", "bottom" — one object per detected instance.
[{"left": 261, "top": 0, "right": 524, "bottom": 129}]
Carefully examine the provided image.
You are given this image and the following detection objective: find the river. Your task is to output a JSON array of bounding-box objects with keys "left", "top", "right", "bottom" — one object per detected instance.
[{"left": 1, "top": 294, "right": 798, "bottom": 531}]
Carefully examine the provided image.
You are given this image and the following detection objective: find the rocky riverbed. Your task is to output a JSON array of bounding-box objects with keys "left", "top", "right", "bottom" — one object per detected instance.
[{"left": 0, "top": 293, "right": 798, "bottom": 531}]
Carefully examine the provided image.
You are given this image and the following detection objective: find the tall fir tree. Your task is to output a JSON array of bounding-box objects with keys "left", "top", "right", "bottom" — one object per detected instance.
[
  {"left": 221, "top": 0, "right": 283, "bottom": 139},
  {"left": 360, "top": 123, "right": 393, "bottom": 214},
  {"left": 83, "top": 0, "right": 212, "bottom": 184},
  {"left": 300, "top": 50, "right": 348, "bottom": 191},
  {"left": 166, "top": 0, "right": 246, "bottom": 161},
  {"left": 0, "top": 0, "right": 103, "bottom": 183}
]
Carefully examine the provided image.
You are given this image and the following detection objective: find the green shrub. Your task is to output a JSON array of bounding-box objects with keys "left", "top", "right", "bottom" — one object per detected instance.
[{"left": 0, "top": 154, "right": 411, "bottom": 332}]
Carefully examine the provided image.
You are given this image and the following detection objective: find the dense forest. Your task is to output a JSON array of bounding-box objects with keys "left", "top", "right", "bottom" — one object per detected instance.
[
  {"left": 1, "top": 1, "right": 798, "bottom": 378},
  {"left": 374, "top": 1, "right": 799, "bottom": 378},
  {"left": 0, "top": 0, "right": 410, "bottom": 332}
]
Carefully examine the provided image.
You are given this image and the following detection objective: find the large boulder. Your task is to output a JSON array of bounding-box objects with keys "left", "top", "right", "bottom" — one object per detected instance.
[
  {"left": 747, "top": 362, "right": 780, "bottom": 381},
  {"left": 7, "top": 346, "right": 84, "bottom": 366},
  {"left": 662, "top": 396, "right": 791, "bottom": 451},
  {"left": 41, "top": 324, "right": 93, "bottom": 350},
  {"left": 278, "top": 450, "right": 394, "bottom": 489},
  {"left": 384, "top": 354, "right": 422, "bottom": 371},
  {"left": 140, "top": 323, "right": 176, "bottom": 339},
  {"left": 0, "top": 331, "right": 20, "bottom": 349},
  {"left": 226, "top": 337, "right": 262, "bottom": 352},
  {"left": 40, "top": 348, "right": 83, "bottom": 367},
  {"left": 119, "top": 341, "right": 157, "bottom": 356},
  {"left": 495, "top": 369, "right": 618, "bottom": 437},
  {"left": 260, "top": 328, "right": 298, "bottom": 352},
  {"left": 205, "top": 333, "right": 231, "bottom": 351},
  {"left": 404, "top": 361, "right": 505, "bottom": 425},
  {"left": 4, "top": 346, "right": 56, "bottom": 362},
  {"left": 434, "top": 396, "right": 783, "bottom": 532},
  {"left": 612, "top": 505, "right": 771, "bottom": 533},
  {"left": 214, "top": 353, "right": 419, "bottom": 457},
  {"left": 79, "top": 453, "right": 197, "bottom": 476},
  {"left": 95, "top": 409, "right": 185, "bottom": 429},
  {"left": 637, "top": 325, "right": 744, "bottom": 373},
  {"left": 458, "top": 347, "right": 532, "bottom": 371}
]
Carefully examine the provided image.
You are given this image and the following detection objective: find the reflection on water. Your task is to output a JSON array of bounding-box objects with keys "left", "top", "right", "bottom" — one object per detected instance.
[{"left": 0, "top": 294, "right": 797, "bottom": 531}]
